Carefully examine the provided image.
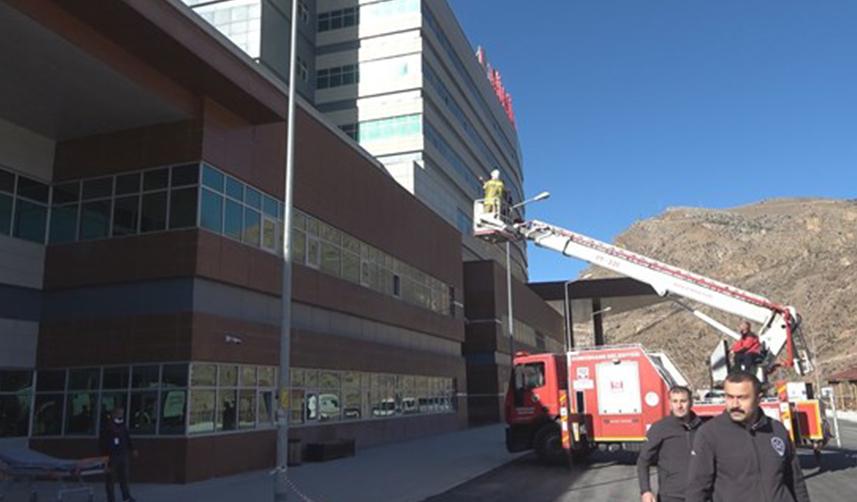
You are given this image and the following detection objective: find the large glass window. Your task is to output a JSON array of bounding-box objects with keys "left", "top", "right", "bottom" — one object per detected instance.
[
  {"left": 200, "top": 189, "right": 223, "bottom": 233},
  {"left": 0, "top": 370, "right": 33, "bottom": 437},
  {"left": 160, "top": 389, "right": 186, "bottom": 434},
  {"left": 140, "top": 192, "right": 168, "bottom": 232},
  {"left": 20, "top": 363, "right": 276, "bottom": 438},
  {"left": 129, "top": 391, "right": 158, "bottom": 435},
  {"left": 32, "top": 394, "right": 64, "bottom": 436},
  {"left": 65, "top": 392, "right": 97, "bottom": 435},
  {"left": 224, "top": 199, "right": 243, "bottom": 240},
  {"left": 189, "top": 390, "right": 215, "bottom": 434},
  {"left": 169, "top": 188, "right": 197, "bottom": 229},
  {"left": 112, "top": 196, "right": 139, "bottom": 236},
  {"left": 79, "top": 200, "right": 111, "bottom": 240},
  {"left": 49, "top": 204, "right": 78, "bottom": 243},
  {"left": 13, "top": 199, "right": 47, "bottom": 243},
  {"left": 243, "top": 208, "right": 261, "bottom": 246}
]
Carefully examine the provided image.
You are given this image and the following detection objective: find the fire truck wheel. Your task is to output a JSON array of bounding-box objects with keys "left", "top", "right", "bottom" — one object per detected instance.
[{"left": 534, "top": 423, "right": 565, "bottom": 464}]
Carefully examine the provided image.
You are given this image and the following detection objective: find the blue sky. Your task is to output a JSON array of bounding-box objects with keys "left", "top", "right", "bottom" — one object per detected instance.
[{"left": 448, "top": 0, "right": 857, "bottom": 282}]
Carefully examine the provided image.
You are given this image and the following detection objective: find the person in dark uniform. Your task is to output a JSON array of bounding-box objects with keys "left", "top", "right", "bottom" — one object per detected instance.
[
  {"left": 686, "top": 371, "right": 810, "bottom": 502},
  {"left": 100, "top": 406, "right": 138, "bottom": 502},
  {"left": 637, "top": 385, "right": 703, "bottom": 502}
]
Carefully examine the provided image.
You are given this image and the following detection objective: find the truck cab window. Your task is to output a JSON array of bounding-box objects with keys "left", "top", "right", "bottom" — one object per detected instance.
[{"left": 515, "top": 363, "right": 545, "bottom": 390}]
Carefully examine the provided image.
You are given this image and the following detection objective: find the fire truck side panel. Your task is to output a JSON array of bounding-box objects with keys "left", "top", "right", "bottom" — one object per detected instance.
[{"left": 568, "top": 347, "right": 671, "bottom": 443}]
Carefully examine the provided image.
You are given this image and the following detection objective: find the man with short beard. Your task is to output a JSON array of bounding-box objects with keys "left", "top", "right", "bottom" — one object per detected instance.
[
  {"left": 686, "top": 371, "right": 810, "bottom": 502},
  {"left": 637, "top": 386, "right": 702, "bottom": 502}
]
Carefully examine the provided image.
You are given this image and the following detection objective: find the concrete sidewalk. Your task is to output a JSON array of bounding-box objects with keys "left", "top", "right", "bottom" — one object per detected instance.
[{"left": 10, "top": 424, "right": 522, "bottom": 502}]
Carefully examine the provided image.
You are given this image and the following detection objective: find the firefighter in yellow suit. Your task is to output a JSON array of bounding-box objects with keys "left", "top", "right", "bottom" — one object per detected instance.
[{"left": 482, "top": 169, "right": 505, "bottom": 215}]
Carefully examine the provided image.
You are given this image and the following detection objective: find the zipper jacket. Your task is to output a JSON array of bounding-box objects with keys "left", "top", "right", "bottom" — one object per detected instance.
[
  {"left": 686, "top": 411, "right": 810, "bottom": 502},
  {"left": 637, "top": 413, "right": 703, "bottom": 498}
]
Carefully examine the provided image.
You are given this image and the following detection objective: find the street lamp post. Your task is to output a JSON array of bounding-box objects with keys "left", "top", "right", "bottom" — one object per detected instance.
[
  {"left": 505, "top": 191, "right": 550, "bottom": 366},
  {"left": 562, "top": 273, "right": 592, "bottom": 352},
  {"left": 274, "top": 0, "right": 299, "bottom": 500}
]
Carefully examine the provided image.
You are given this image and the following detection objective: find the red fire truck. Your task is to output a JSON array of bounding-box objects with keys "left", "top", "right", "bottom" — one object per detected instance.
[{"left": 473, "top": 198, "right": 828, "bottom": 462}]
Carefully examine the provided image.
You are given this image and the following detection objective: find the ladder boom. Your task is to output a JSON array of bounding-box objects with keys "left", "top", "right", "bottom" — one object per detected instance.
[{"left": 473, "top": 200, "right": 808, "bottom": 375}]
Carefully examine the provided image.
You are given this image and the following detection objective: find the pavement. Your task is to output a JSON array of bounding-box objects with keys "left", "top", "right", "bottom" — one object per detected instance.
[
  {"left": 3, "top": 424, "right": 523, "bottom": 502},
  {"left": 429, "top": 420, "right": 857, "bottom": 502}
]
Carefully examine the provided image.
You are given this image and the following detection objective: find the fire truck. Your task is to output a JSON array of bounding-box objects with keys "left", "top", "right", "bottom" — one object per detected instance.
[{"left": 472, "top": 197, "right": 829, "bottom": 463}]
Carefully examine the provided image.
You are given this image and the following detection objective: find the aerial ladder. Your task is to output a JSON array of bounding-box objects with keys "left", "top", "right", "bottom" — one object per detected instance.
[
  {"left": 473, "top": 198, "right": 826, "bottom": 461},
  {"left": 473, "top": 198, "right": 814, "bottom": 381}
]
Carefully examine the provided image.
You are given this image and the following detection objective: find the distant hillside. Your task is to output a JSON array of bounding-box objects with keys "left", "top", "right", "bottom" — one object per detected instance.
[{"left": 581, "top": 198, "right": 857, "bottom": 387}]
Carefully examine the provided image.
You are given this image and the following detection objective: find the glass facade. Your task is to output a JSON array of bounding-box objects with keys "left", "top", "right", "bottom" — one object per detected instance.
[
  {"left": 317, "top": 6, "right": 358, "bottom": 32},
  {"left": 316, "top": 64, "right": 359, "bottom": 90},
  {"left": 0, "top": 370, "right": 33, "bottom": 438},
  {"left": 0, "top": 167, "right": 49, "bottom": 244},
  {"left": 1, "top": 365, "right": 457, "bottom": 437},
  {"left": 358, "top": 114, "right": 422, "bottom": 143},
  {"left": 289, "top": 367, "right": 455, "bottom": 425},
  {"left": 292, "top": 209, "right": 454, "bottom": 316},
  {"left": 193, "top": 0, "right": 263, "bottom": 58},
  {"left": 5, "top": 364, "right": 277, "bottom": 438}
]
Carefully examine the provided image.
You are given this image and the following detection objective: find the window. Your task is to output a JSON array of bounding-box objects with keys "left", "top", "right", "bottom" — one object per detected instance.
[
  {"left": 141, "top": 192, "right": 168, "bottom": 232},
  {"left": 0, "top": 370, "right": 33, "bottom": 437},
  {"left": 79, "top": 200, "right": 111, "bottom": 240},
  {"left": 339, "top": 123, "right": 358, "bottom": 141},
  {"left": 316, "top": 64, "right": 358, "bottom": 90},
  {"left": 17, "top": 176, "right": 50, "bottom": 203},
  {"left": 200, "top": 189, "right": 223, "bottom": 233},
  {"left": 33, "top": 394, "right": 64, "bottom": 436},
  {"left": 169, "top": 188, "right": 197, "bottom": 229},
  {"left": 171, "top": 164, "right": 199, "bottom": 187},
  {"left": 49, "top": 205, "right": 78, "bottom": 243},
  {"left": 358, "top": 114, "right": 422, "bottom": 143},
  {"left": 224, "top": 199, "right": 243, "bottom": 240},
  {"left": 202, "top": 165, "right": 224, "bottom": 192},
  {"left": 217, "top": 389, "right": 237, "bottom": 431},
  {"left": 243, "top": 208, "right": 261, "bottom": 246},
  {"left": 143, "top": 168, "right": 169, "bottom": 191},
  {"left": 317, "top": 6, "right": 358, "bottom": 32},
  {"left": 189, "top": 390, "right": 216, "bottom": 434},
  {"left": 115, "top": 173, "right": 140, "bottom": 195},
  {"left": 298, "top": 0, "right": 309, "bottom": 24},
  {"left": 13, "top": 199, "right": 47, "bottom": 243},
  {"left": 160, "top": 389, "right": 186, "bottom": 434},
  {"left": 129, "top": 392, "right": 158, "bottom": 435},
  {"left": 112, "top": 196, "right": 139, "bottom": 236},
  {"left": 297, "top": 57, "right": 309, "bottom": 83},
  {"left": 0, "top": 193, "right": 12, "bottom": 236},
  {"left": 515, "top": 363, "right": 546, "bottom": 391}
]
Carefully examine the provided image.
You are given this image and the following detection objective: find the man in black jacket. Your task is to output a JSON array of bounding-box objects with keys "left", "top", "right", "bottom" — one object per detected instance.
[
  {"left": 686, "top": 371, "right": 810, "bottom": 502},
  {"left": 100, "top": 406, "right": 138, "bottom": 502},
  {"left": 637, "top": 385, "right": 702, "bottom": 502}
]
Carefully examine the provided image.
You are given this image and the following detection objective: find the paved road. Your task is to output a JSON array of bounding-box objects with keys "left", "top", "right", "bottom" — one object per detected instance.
[{"left": 428, "top": 420, "right": 857, "bottom": 502}]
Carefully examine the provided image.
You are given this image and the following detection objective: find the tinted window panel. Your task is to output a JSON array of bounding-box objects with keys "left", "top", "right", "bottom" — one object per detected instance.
[
  {"left": 79, "top": 200, "right": 111, "bottom": 240},
  {"left": 171, "top": 164, "right": 199, "bottom": 187},
  {"left": 0, "top": 169, "right": 13, "bottom": 193},
  {"left": 224, "top": 199, "right": 243, "bottom": 240},
  {"left": 140, "top": 192, "right": 167, "bottom": 232},
  {"left": 200, "top": 189, "right": 223, "bottom": 233},
  {"left": 225, "top": 177, "right": 243, "bottom": 201},
  {"left": 0, "top": 193, "right": 12, "bottom": 235},
  {"left": 169, "top": 188, "right": 198, "bottom": 229},
  {"left": 202, "top": 165, "right": 224, "bottom": 192},
  {"left": 112, "top": 195, "right": 139, "bottom": 236},
  {"left": 16, "top": 176, "right": 49, "bottom": 203},
  {"left": 82, "top": 177, "right": 113, "bottom": 200},
  {"left": 143, "top": 168, "right": 169, "bottom": 191},
  {"left": 52, "top": 182, "right": 80, "bottom": 204},
  {"left": 13, "top": 200, "right": 47, "bottom": 243},
  {"left": 115, "top": 173, "right": 141, "bottom": 195}
]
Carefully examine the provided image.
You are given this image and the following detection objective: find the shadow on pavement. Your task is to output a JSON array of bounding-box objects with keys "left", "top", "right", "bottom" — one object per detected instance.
[{"left": 801, "top": 447, "right": 857, "bottom": 480}]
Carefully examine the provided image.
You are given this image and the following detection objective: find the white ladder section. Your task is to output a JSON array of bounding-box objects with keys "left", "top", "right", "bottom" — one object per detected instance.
[{"left": 473, "top": 200, "right": 808, "bottom": 374}]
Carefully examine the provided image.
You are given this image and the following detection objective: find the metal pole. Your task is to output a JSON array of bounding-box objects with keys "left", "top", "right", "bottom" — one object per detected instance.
[
  {"left": 274, "top": 0, "right": 299, "bottom": 499},
  {"left": 563, "top": 280, "right": 573, "bottom": 352},
  {"left": 506, "top": 241, "right": 515, "bottom": 364},
  {"left": 829, "top": 386, "right": 842, "bottom": 448}
]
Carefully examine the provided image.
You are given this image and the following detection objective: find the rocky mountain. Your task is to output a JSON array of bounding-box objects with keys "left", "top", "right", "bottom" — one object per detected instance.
[{"left": 581, "top": 198, "right": 857, "bottom": 388}]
